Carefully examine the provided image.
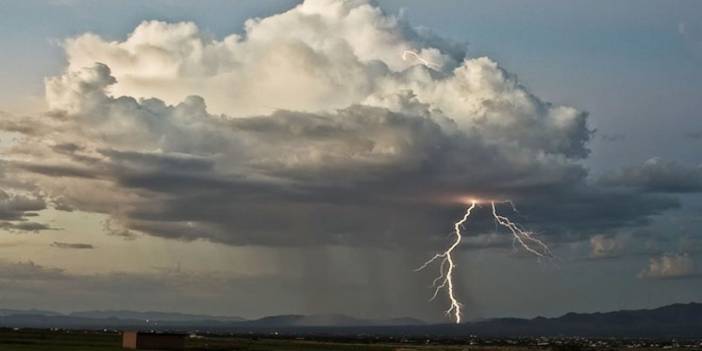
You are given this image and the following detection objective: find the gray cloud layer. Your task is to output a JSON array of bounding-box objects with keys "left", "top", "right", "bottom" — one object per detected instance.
[
  {"left": 600, "top": 158, "right": 702, "bottom": 193},
  {"left": 0, "top": 189, "right": 50, "bottom": 232}
]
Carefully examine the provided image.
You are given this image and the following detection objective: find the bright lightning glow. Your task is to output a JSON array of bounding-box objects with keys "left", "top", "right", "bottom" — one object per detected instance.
[
  {"left": 418, "top": 199, "right": 552, "bottom": 324},
  {"left": 402, "top": 50, "right": 440, "bottom": 69},
  {"left": 416, "top": 201, "right": 476, "bottom": 324}
]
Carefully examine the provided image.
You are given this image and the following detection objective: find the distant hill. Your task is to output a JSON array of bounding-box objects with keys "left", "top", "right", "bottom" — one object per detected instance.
[
  {"left": 69, "top": 310, "right": 245, "bottom": 322},
  {"left": 0, "top": 303, "right": 701, "bottom": 337},
  {"left": 0, "top": 309, "right": 423, "bottom": 329},
  {"left": 470, "top": 302, "right": 702, "bottom": 337},
  {"left": 229, "top": 302, "right": 702, "bottom": 337},
  {"left": 240, "top": 314, "right": 425, "bottom": 327},
  {"left": 423, "top": 302, "right": 702, "bottom": 337},
  {"left": 0, "top": 309, "right": 62, "bottom": 317}
]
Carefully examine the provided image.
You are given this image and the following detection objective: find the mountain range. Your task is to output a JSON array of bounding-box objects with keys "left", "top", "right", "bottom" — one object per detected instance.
[{"left": 1, "top": 302, "right": 701, "bottom": 337}]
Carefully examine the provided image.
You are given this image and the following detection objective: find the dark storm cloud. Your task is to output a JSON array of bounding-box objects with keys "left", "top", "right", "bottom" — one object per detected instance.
[
  {"left": 2, "top": 64, "right": 680, "bottom": 248},
  {"left": 101, "top": 149, "right": 216, "bottom": 174},
  {"left": 517, "top": 187, "right": 679, "bottom": 236},
  {"left": 599, "top": 158, "right": 702, "bottom": 193},
  {"left": 0, "top": 189, "right": 45, "bottom": 221}
]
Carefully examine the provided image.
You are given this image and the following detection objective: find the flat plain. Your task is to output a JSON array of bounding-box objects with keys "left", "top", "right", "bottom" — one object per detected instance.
[
  {"left": 0, "top": 329, "right": 523, "bottom": 351},
  {"left": 0, "top": 329, "right": 700, "bottom": 351}
]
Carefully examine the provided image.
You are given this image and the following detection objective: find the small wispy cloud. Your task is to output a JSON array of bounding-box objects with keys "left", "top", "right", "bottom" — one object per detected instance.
[
  {"left": 599, "top": 133, "right": 625, "bottom": 143},
  {"left": 638, "top": 253, "right": 700, "bottom": 280},
  {"left": 50, "top": 241, "right": 94, "bottom": 250}
]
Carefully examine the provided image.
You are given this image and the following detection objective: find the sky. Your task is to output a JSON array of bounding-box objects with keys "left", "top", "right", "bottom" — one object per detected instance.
[{"left": 0, "top": 0, "right": 701, "bottom": 323}]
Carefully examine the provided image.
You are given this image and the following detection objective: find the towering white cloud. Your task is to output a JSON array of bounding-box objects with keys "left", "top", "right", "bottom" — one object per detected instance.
[
  {"left": 61, "top": 0, "right": 461, "bottom": 117},
  {"left": 57, "top": 0, "right": 587, "bottom": 161}
]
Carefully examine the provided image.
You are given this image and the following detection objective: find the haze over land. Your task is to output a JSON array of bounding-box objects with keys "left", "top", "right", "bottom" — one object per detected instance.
[
  {"left": 1, "top": 303, "right": 701, "bottom": 338},
  {"left": 0, "top": 0, "right": 700, "bottom": 322}
]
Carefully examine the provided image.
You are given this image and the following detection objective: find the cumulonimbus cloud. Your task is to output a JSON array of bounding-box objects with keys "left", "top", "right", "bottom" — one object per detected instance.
[{"left": 0, "top": 0, "right": 682, "bottom": 247}]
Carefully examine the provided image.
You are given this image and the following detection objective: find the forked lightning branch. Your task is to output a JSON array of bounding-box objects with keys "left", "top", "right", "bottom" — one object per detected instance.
[{"left": 417, "top": 200, "right": 553, "bottom": 324}]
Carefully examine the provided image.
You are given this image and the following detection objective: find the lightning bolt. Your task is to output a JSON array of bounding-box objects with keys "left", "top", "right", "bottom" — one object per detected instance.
[
  {"left": 415, "top": 201, "right": 476, "bottom": 323},
  {"left": 418, "top": 199, "right": 552, "bottom": 324},
  {"left": 490, "top": 201, "right": 553, "bottom": 258},
  {"left": 402, "top": 50, "right": 440, "bottom": 69}
]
